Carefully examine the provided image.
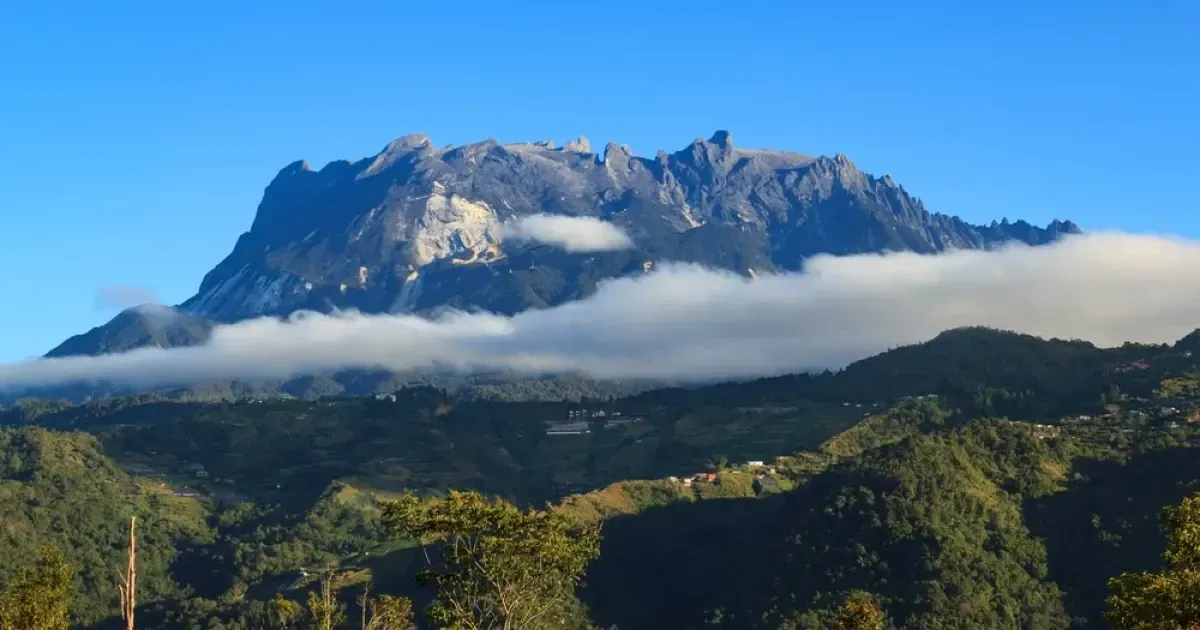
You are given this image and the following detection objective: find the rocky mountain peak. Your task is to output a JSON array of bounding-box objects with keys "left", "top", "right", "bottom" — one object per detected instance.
[
  {"left": 46, "top": 130, "right": 1081, "bottom": 358},
  {"left": 603, "top": 142, "right": 634, "bottom": 168},
  {"left": 564, "top": 136, "right": 592, "bottom": 153},
  {"left": 386, "top": 133, "right": 432, "bottom": 151},
  {"left": 708, "top": 130, "right": 734, "bottom": 148}
]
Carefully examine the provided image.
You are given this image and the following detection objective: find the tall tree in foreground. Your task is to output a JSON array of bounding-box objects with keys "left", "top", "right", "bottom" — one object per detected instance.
[
  {"left": 307, "top": 568, "right": 347, "bottom": 630},
  {"left": 382, "top": 491, "right": 601, "bottom": 630},
  {"left": 0, "top": 545, "right": 74, "bottom": 630},
  {"left": 1106, "top": 491, "right": 1200, "bottom": 628},
  {"left": 359, "top": 582, "right": 416, "bottom": 630},
  {"left": 116, "top": 516, "right": 137, "bottom": 630}
]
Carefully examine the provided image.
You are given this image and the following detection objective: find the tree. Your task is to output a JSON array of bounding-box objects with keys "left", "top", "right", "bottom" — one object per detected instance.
[
  {"left": 0, "top": 545, "right": 74, "bottom": 630},
  {"left": 306, "top": 569, "right": 347, "bottom": 630},
  {"left": 116, "top": 516, "right": 137, "bottom": 630},
  {"left": 266, "top": 594, "right": 303, "bottom": 629},
  {"left": 836, "top": 593, "right": 886, "bottom": 630},
  {"left": 707, "top": 455, "right": 729, "bottom": 473},
  {"left": 1106, "top": 491, "right": 1200, "bottom": 628},
  {"left": 382, "top": 490, "right": 601, "bottom": 630},
  {"left": 359, "top": 582, "right": 416, "bottom": 630}
]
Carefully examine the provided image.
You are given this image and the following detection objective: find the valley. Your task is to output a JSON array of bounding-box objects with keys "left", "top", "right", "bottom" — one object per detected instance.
[{"left": 4, "top": 327, "right": 1200, "bottom": 628}]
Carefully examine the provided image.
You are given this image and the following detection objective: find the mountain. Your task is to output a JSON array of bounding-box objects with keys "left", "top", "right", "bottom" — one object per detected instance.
[
  {"left": 49, "top": 131, "right": 1078, "bottom": 360},
  {"left": 45, "top": 305, "right": 213, "bottom": 358}
]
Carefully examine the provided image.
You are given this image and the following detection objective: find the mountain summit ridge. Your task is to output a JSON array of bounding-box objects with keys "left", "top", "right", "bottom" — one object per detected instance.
[{"left": 51, "top": 131, "right": 1078, "bottom": 358}]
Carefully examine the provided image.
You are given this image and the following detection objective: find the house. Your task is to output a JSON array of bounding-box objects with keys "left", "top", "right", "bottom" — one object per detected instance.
[
  {"left": 1015, "top": 422, "right": 1062, "bottom": 440},
  {"left": 705, "top": 473, "right": 717, "bottom": 483},
  {"left": 745, "top": 460, "right": 765, "bottom": 468},
  {"left": 682, "top": 477, "right": 693, "bottom": 486}
]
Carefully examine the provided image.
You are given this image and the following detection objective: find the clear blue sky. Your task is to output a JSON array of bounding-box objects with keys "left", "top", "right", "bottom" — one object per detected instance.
[{"left": 1, "top": 1, "right": 1197, "bottom": 363}]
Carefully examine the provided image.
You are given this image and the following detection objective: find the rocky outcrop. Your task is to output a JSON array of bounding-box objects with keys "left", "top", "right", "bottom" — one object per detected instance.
[{"left": 400, "top": 192, "right": 501, "bottom": 267}]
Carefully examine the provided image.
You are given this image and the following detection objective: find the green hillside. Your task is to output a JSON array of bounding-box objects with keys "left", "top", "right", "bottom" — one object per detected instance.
[
  {"left": 0, "top": 428, "right": 212, "bottom": 626},
  {"left": 4, "top": 327, "right": 1200, "bottom": 628}
]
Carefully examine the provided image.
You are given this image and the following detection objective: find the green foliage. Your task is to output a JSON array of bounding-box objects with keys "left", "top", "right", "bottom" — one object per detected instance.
[
  {"left": 3, "top": 325, "right": 1200, "bottom": 629},
  {"left": 1155, "top": 377, "right": 1200, "bottom": 399},
  {"left": 0, "top": 545, "right": 73, "bottom": 630},
  {"left": 584, "top": 421, "right": 1073, "bottom": 630},
  {"left": 267, "top": 593, "right": 304, "bottom": 629},
  {"left": 835, "top": 593, "right": 885, "bottom": 630},
  {"left": 383, "top": 491, "right": 601, "bottom": 630},
  {"left": 306, "top": 570, "right": 348, "bottom": 630},
  {"left": 1106, "top": 492, "right": 1200, "bottom": 629},
  {"left": 359, "top": 584, "right": 416, "bottom": 630},
  {"left": 0, "top": 427, "right": 210, "bottom": 625},
  {"left": 227, "top": 484, "right": 388, "bottom": 586}
]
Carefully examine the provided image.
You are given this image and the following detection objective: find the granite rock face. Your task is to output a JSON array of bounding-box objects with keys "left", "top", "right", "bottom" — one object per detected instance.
[{"left": 54, "top": 130, "right": 1080, "bottom": 356}]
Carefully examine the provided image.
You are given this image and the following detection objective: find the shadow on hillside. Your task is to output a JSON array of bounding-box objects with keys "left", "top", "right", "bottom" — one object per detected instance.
[
  {"left": 580, "top": 465, "right": 932, "bottom": 630},
  {"left": 1024, "top": 447, "right": 1200, "bottom": 627},
  {"left": 582, "top": 493, "right": 793, "bottom": 630}
]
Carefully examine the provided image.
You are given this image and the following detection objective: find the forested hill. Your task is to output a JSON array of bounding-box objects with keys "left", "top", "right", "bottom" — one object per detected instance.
[{"left": 3, "top": 326, "right": 1200, "bottom": 628}]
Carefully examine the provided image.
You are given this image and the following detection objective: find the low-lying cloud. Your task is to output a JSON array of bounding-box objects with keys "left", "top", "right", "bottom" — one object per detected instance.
[
  {"left": 500, "top": 214, "right": 634, "bottom": 252},
  {"left": 4, "top": 231, "right": 1200, "bottom": 392}
]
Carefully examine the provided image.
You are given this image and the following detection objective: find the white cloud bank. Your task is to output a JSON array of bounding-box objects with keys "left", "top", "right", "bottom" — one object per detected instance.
[
  {"left": 3, "top": 231, "right": 1200, "bottom": 392},
  {"left": 500, "top": 214, "right": 634, "bottom": 252}
]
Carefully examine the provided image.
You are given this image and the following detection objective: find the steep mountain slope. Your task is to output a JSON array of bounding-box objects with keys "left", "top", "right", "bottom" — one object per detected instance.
[
  {"left": 47, "top": 131, "right": 1076, "bottom": 361},
  {"left": 45, "top": 305, "right": 214, "bottom": 358}
]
